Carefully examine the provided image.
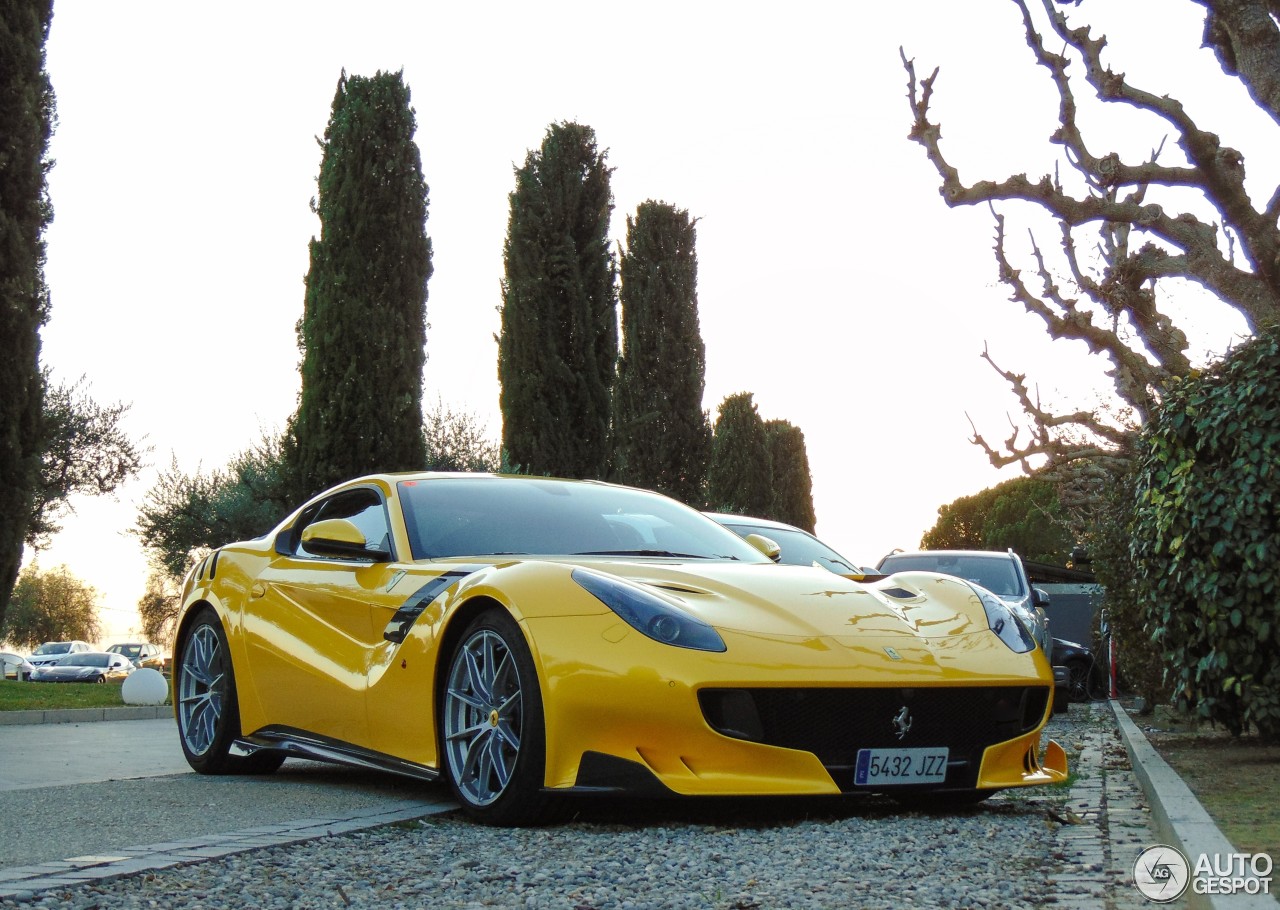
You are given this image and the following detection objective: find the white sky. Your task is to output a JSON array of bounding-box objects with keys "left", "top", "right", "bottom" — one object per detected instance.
[{"left": 28, "top": 1, "right": 1266, "bottom": 643}]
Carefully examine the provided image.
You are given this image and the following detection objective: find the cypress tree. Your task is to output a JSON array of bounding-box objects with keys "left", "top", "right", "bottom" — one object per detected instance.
[
  {"left": 614, "top": 201, "right": 711, "bottom": 503},
  {"left": 0, "top": 0, "right": 54, "bottom": 629},
  {"left": 498, "top": 122, "right": 617, "bottom": 479},
  {"left": 765, "top": 419, "right": 816, "bottom": 532},
  {"left": 284, "top": 70, "right": 432, "bottom": 500},
  {"left": 707, "top": 393, "right": 772, "bottom": 516}
]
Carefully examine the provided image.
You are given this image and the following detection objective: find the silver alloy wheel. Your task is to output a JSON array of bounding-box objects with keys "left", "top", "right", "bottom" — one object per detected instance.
[
  {"left": 179, "top": 623, "right": 226, "bottom": 756},
  {"left": 444, "top": 628, "right": 524, "bottom": 806}
]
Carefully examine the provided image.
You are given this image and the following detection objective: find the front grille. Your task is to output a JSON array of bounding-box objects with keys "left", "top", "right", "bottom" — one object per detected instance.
[{"left": 699, "top": 686, "right": 1049, "bottom": 791}]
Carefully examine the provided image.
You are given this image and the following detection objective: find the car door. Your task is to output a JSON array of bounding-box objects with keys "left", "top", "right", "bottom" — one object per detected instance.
[{"left": 240, "top": 485, "right": 408, "bottom": 750}]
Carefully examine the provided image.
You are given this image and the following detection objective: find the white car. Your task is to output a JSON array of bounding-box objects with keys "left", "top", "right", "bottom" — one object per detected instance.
[
  {"left": 27, "top": 640, "right": 94, "bottom": 671},
  {"left": 2, "top": 652, "right": 36, "bottom": 681}
]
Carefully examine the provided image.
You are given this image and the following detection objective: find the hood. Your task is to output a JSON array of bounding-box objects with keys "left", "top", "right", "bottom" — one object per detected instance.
[{"left": 564, "top": 558, "right": 987, "bottom": 642}]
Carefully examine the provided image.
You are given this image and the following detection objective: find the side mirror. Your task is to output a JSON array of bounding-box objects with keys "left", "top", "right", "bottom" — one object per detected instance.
[
  {"left": 744, "top": 533, "right": 782, "bottom": 562},
  {"left": 301, "top": 518, "right": 391, "bottom": 562},
  {"left": 1033, "top": 587, "right": 1050, "bottom": 608}
]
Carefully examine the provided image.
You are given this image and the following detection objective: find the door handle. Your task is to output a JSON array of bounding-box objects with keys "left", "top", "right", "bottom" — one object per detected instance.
[{"left": 250, "top": 582, "right": 267, "bottom": 599}]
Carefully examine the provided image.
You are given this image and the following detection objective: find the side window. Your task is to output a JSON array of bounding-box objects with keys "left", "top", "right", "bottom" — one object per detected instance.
[{"left": 296, "top": 488, "right": 393, "bottom": 560}]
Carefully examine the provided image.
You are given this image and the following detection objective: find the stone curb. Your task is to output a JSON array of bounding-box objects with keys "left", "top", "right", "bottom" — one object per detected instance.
[
  {"left": 1110, "top": 699, "right": 1277, "bottom": 909},
  {"left": 0, "top": 706, "right": 171, "bottom": 726}
]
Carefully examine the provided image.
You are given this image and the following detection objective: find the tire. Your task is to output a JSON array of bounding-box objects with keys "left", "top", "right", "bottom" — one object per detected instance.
[
  {"left": 94, "top": 674, "right": 105, "bottom": 684},
  {"left": 1066, "top": 660, "right": 1093, "bottom": 704},
  {"left": 176, "top": 607, "right": 284, "bottom": 775},
  {"left": 441, "top": 610, "right": 555, "bottom": 826}
]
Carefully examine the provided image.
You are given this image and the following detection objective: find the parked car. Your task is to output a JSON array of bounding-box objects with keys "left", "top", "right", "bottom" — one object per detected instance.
[
  {"left": 1, "top": 651, "right": 36, "bottom": 681},
  {"left": 1051, "top": 637, "right": 1100, "bottom": 703},
  {"left": 106, "top": 642, "right": 167, "bottom": 671},
  {"left": 705, "top": 513, "right": 871, "bottom": 578},
  {"left": 171, "top": 471, "right": 1067, "bottom": 825},
  {"left": 27, "top": 640, "right": 94, "bottom": 672},
  {"left": 29, "top": 651, "right": 135, "bottom": 683}
]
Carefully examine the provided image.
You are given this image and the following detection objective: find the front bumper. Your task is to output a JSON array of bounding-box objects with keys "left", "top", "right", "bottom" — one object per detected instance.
[{"left": 529, "top": 615, "right": 1069, "bottom": 797}]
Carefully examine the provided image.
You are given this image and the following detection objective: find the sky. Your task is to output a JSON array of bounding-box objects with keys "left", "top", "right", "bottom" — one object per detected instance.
[{"left": 26, "top": 0, "right": 1268, "bottom": 644}]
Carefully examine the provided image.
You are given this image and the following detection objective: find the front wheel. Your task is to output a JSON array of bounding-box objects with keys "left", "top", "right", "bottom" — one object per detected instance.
[
  {"left": 441, "top": 610, "right": 556, "bottom": 826},
  {"left": 176, "top": 608, "right": 283, "bottom": 775}
]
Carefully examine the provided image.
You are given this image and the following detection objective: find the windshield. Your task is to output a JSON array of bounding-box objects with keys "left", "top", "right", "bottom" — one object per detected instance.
[
  {"left": 58, "top": 654, "right": 110, "bottom": 668},
  {"left": 397, "top": 477, "right": 767, "bottom": 563},
  {"left": 879, "top": 553, "right": 1026, "bottom": 598},
  {"left": 110, "top": 645, "right": 142, "bottom": 658},
  {"left": 34, "top": 642, "right": 71, "bottom": 656}
]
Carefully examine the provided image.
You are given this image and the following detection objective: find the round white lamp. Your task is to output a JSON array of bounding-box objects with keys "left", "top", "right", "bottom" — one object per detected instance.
[{"left": 122, "top": 667, "right": 169, "bottom": 706}]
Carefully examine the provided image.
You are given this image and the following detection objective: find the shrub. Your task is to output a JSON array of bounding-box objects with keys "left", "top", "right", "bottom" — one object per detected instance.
[{"left": 1131, "top": 327, "right": 1280, "bottom": 738}]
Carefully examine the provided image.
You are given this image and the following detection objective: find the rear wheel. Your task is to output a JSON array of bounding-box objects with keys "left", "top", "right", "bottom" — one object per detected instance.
[
  {"left": 441, "top": 610, "right": 555, "bottom": 825},
  {"left": 177, "top": 608, "right": 284, "bottom": 775}
]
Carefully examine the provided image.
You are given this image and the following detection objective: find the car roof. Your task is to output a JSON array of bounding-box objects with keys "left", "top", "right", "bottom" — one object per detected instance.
[
  {"left": 705, "top": 513, "right": 808, "bottom": 534},
  {"left": 880, "top": 549, "right": 1023, "bottom": 564}
]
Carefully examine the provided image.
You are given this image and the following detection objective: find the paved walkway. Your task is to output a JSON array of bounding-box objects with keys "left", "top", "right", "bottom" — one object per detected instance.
[
  {"left": 0, "top": 716, "right": 457, "bottom": 898},
  {"left": 1046, "top": 701, "right": 1161, "bottom": 909},
  {"left": 0, "top": 716, "right": 189, "bottom": 790}
]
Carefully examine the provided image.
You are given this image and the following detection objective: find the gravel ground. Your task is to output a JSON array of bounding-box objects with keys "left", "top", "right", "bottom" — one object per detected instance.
[{"left": 3, "top": 713, "right": 1093, "bottom": 910}]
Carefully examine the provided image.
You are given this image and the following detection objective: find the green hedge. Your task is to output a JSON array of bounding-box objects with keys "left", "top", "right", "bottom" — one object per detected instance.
[{"left": 1131, "top": 327, "right": 1280, "bottom": 738}]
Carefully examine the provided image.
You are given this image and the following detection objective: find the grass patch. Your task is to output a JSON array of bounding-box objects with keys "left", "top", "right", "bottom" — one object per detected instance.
[
  {"left": 1139, "top": 703, "right": 1280, "bottom": 860},
  {"left": 0, "top": 678, "right": 171, "bottom": 711}
]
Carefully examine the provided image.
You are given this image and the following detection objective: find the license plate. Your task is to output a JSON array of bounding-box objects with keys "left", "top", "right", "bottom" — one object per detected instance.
[{"left": 854, "top": 747, "right": 949, "bottom": 786}]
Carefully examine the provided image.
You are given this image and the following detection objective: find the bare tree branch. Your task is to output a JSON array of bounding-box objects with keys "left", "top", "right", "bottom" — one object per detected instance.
[
  {"left": 901, "top": 0, "right": 1280, "bottom": 471},
  {"left": 967, "top": 343, "right": 1134, "bottom": 471},
  {"left": 1034, "top": 0, "right": 1279, "bottom": 314}
]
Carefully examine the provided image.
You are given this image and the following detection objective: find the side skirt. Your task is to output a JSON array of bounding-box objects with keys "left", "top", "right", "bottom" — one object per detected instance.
[{"left": 233, "top": 726, "right": 440, "bottom": 783}]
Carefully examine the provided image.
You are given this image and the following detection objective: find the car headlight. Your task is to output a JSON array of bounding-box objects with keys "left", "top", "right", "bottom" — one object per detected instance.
[
  {"left": 572, "top": 568, "right": 726, "bottom": 652},
  {"left": 976, "top": 589, "right": 1036, "bottom": 653}
]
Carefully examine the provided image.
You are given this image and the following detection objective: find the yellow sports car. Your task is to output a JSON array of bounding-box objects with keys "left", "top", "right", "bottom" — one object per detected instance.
[{"left": 173, "top": 473, "right": 1067, "bottom": 825}]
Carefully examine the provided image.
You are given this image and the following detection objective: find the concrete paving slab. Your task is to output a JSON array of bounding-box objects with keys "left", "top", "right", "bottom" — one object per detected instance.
[{"left": 0, "top": 717, "right": 189, "bottom": 790}]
